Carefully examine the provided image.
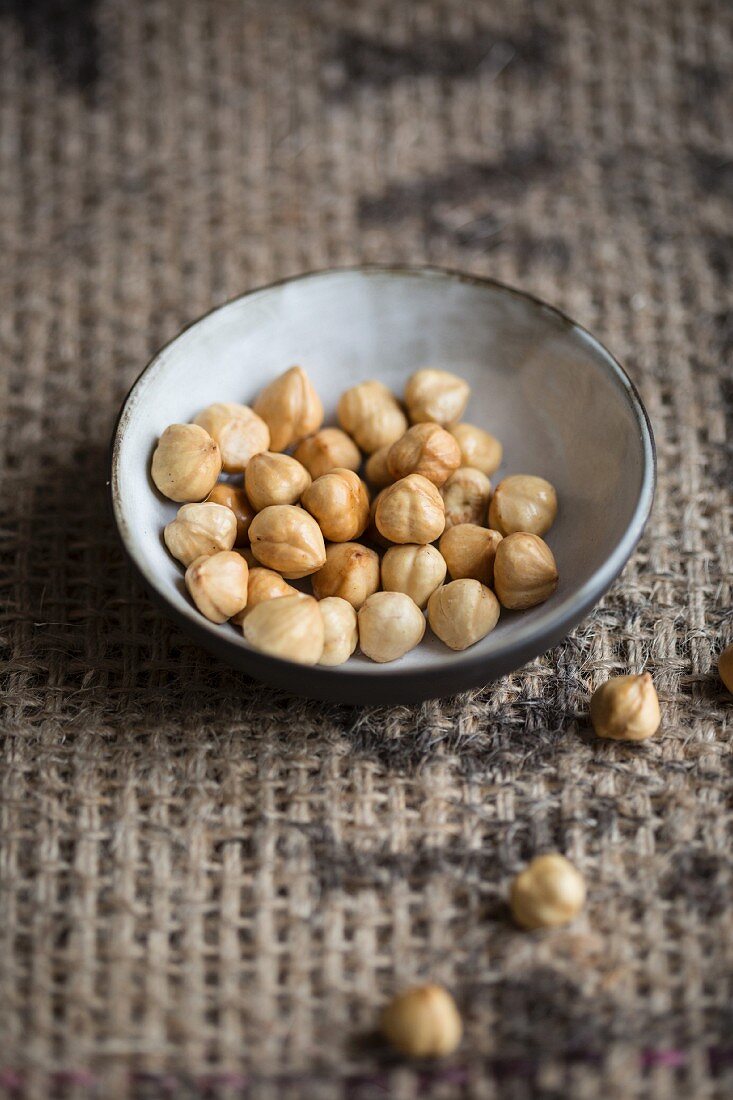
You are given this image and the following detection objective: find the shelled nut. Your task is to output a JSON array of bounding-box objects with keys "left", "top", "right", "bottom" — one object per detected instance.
[
  {"left": 245, "top": 452, "right": 312, "bottom": 511},
  {"left": 381, "top": 544, "right": 447, "bottom": 609},
  {"left": 441, "top": 467, "right": 492, "bottom": 529},
  {"left": 294, "top": 428, "right": 361, "bottom": 480},
  {"left": 337, "top": 380, "right": 407, "bottom": 453},
  {"left": 193, "top": 403, "right": 269, "bottom": 472},
  {"left": 185, "top": 551, "right": 249, "bottom": 623},
  {"left": 301, "top": 469, "right": 370, "bottom": 542},
  {"left": 449, "top": 423, "right": 503, "bottom": 477},
  {"left": 489, "top": 474, "right": 558, "bottom": 537},
  {"left": 427, "top": 579, "right": 500, "bottom": 650},
  {"left": 358, "top": 591, "right": 425, "bottom": 663},
  {"left": 241, "top": 594, "right": 324, "bottom": 664},
  {"left": 404, "top": 368, "right": 470, "bottom": 426},
  {"left": 206, "top": 483, "right": 255, "bottom": 545},
  {"left": 151, "top": 423, "right": 222, "bottom": 502},
  {"left": 249, "top": 505, "right": 326, "bottom": 578},
  {"left": 375, "top": 474, "right": 445, "bottom": 545},
  {"left": 439, "top": 524, "right": 502, "bottom": 584},
  {"left": 312, "top": 542, "right": 380, "bottom": 609},
  {"left": 493, "top": 533, "right": 558, "bottom": 609},
  {"left": 509, "top": 854, "right": 586, "bottom": 930},
  {"left": 387, "top": 423, "right": 461, "bottom": 487},
  {"left": 164, "top": 502, "right": 237, "bottom": 566},
  {"left": 253, "top": 366, "right": 324, "bottom": 452},
  {"left": 318, "top": 596, "right": 359, "bottom": 666}
]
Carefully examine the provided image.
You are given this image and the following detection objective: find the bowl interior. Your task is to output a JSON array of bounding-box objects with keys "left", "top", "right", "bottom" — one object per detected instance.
[{"left": 113, "top": 268, "right": 653, "bottom": 679}]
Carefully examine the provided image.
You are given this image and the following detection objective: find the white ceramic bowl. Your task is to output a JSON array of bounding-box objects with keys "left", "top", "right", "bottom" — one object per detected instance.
[{"left": 111, "top": 267, "right": 655, "bottom": 704}]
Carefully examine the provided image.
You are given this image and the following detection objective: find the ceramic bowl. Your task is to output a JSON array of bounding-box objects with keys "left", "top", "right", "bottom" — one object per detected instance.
[{"left": 111, "top": 267, "right": 655, "bottom": 704}]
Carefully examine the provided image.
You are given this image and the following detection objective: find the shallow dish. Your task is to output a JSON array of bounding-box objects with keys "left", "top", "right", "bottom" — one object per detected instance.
[{"left": 111, "top": 266, "right": 655, "bottom": 704}]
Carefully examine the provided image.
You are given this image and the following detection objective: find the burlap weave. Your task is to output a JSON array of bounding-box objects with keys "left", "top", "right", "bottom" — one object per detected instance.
[{"left": 1, "top": 0, "right": 732, "bottom": 1096}]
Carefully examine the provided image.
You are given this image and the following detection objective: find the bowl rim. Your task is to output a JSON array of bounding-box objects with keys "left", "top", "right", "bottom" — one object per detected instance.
[{"left": 110, "top": 264, "right": 656, "bottom": 701}]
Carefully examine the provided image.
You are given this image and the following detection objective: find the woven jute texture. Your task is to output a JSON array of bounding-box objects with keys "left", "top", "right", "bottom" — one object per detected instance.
[{"left": 1, "top": 0, "right": 732, "bottom": 1097}]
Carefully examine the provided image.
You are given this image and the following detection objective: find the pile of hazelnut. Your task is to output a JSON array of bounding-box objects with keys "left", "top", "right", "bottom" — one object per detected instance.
[{"left": 150, "top": 365, "right": 560, "bottom": 666}]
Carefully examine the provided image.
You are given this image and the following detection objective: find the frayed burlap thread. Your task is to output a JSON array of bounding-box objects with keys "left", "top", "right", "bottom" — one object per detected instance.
[{"left": 1, "top": 0, "right": 732, "bottom": 1097}]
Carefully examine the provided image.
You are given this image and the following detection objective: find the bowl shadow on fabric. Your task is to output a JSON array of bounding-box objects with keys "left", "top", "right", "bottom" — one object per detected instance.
[{"left": 3, "top": 449, "right": 589, "bottom": 770}]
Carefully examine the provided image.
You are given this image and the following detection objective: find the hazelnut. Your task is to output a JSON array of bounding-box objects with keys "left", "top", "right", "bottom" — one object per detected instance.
[
  {"left": 590, "top": 673, "right": 661, "bottom": 741},
  {"left": 718, "top": 644, "right": 733, "bottom": 693},
  {"left": 381, "top": 544, "right": 446, "bottom": 609},
  {"left": 509, "top": 854, "right": 586, "bottom": 930},
  {"left": 381, "top": 984, "right": 462, "bottom": 1058},
  {"left": 375, "top": 474, "right": 445, "bottom": 545},
  {"left": 493, "top": 533, "right": 558, "bottom": 609},
  {"left": 249, "top": 505, "right": 326, "bottom": 578},
  {"left": 404, "top": 368, "right": 470, "bottom": 426},
  {"left": 439, "top": 524, "right": 502, "bottom": 584},
  {"left": 442, "top": 467, "right": 492, "bottom": 529},
  {"left": 252, "top": 366, "right": 324, "bottom": 452},
  {"left": 294, "top": 428, "right": 361, "bottom": 480},
  {"left": 241, "top": 594, "right": 324, "bottom": 665},
  {"left": 364, "top": 444, "right": 394, "bottom": 489},
  {"left": 318, "top": 596, "right": 359, "bottom": 666},
  {"left": 301, "top": 469, "right": 370, "bottom": 542},
  {"left": 358, "top": 591, "right": 425, "bottom": 663},
  {"left": 337, "top": 380, "right": 408, "bottom": 454},
  {"left": 489, "top": 474, "right": 558, "bottom": 536},
  {"left": 164, "top": 502, "right": 237, "bottom": 567},
  {"left": 206, "top": 483, "right": 255, "bottom": 545},
  {"left": 449, "top": 423, "right": 503, "bottom": 476},
  {"left": 185, "top": 551, "right": 248, "bottom": 623},
  {"left": 230, "top": 566, "right": 299, "bottom": 626},
  {"left": 427, "top": 579, "right": 500, "bottom": 650},
  {"left": 244, "top": 452, "right": 312, "bottom": 512},
  {"left": 151, "top": 423, "right": 222, "bottom": 502},
  {"left": 312, "top": 542, "right": 380, "bottom": 609},
  {"left": 193, "top": 403, "right": 269, "bottom": 472},
  {"left": 387, "top": 423, "right": 461, "bottom": 487}
]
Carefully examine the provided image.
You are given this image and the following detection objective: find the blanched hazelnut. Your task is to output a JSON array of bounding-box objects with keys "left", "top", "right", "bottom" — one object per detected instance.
[
  {"left": 509, "top": 854, "right": 586, "bottom": 930},
  {"left": 718, "top": 644, "right": 733, "bottom": 693},
  {"left": 318, "top": 596, "right": 359, "bottom": 666},
  {"left": 193, "top": 403, "right": 269, "bottom": 472},
  {"left": 427, "top": 579, "right": 500, "bottom": 650},
  {"left": 387, "top": 423, "right": 461, "bottom": 486},
  {"left": 404, "top": 368, "right": 470, "bottom": 426},
  {"left": 381, "top": 984, "right": 462, "bottom": 1058},
  {"left": 439, "top": 524, "right": 502, "bottom": 584},
  {"left": 590, "top": 673, "right": 661, "bottom": 741},
  {"left": 294, "top": 428, "right": 361, "bottom": 480},
  {"left": 206, "top": 483, "right": 255, "bottom": 545},
  {"left": 312, "top": 542, "right": 380, "bottom": 609},
  {"left": 249, "top": 505, "right": 326, "bottom": 578},
  {"left": 364, "top": 444, "right": 394, "bottom": 489},
  {"left": 442, "top": 467, "right": 492, "bottom": 529},
  {"left": 151, "top": 423, "right": 222, "bottom": 502},
  {"left": 230, "top": 566, "right": 299, "bottom": 626},
  {"left": 164, "top": 502, "right": 237, "bottom": 566},
  {"left": 449, "top": 423, "right": 503, "bottom": 476},
  {"left": 185, "top": 551, "right": 248, "bottom": 623},
  {"left": 245, "top": 452, "right": 312, "bottom": 511},
  {"left": 493, "top": 533, "right": 558, "bottom": 609},
  {"left": 337, "top": 380, "right": 408, "bottom": 454},
  {"left": 252, "top": 366, "right": 324, "bottom": 452},
  {"left": 489, "top": 474, "right": 558, "bottom": 536},
  {"left": 241, "top": 594, "right": 324, "bottom": 665},
  {"left": 381, "top": 544, "right": 446, "bottom": 609},
  {"left": 301, "top": 469, "right": 370, "bottom": 542},
  {"left": 358, "top": 591, "right": 425, "bottom": 663},
  {"left": 375, "top": 474, "right": 445, "bottom": 545}
]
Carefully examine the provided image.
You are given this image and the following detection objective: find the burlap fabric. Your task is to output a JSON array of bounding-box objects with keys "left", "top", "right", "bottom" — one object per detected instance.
[{"left": 1, "top": 0, "right": 732, "bottom": 1096}]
